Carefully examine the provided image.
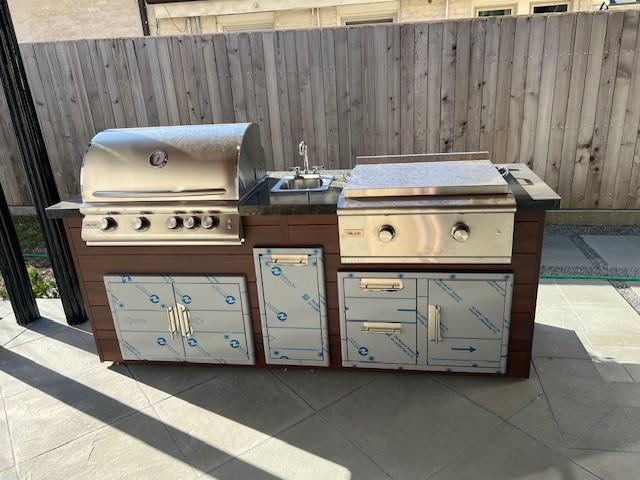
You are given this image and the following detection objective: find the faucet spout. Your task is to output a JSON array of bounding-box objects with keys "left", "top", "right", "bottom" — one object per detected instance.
[{"left": 298, "top": 140, "right": 310, "bottom": 174}]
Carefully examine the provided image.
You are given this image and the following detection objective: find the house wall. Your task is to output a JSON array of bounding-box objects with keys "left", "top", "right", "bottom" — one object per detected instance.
[{"left": 7, "top": 0, "right": 142, "bottom": 43}]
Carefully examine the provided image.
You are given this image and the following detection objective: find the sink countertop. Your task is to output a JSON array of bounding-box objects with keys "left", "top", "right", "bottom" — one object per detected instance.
[{"left": 45, "top": 165, "right": 560, "bottom": 219}]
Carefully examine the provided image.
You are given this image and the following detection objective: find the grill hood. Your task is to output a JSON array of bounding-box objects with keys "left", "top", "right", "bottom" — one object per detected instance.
[{"left": 81, "top": 123, "right": 266, "bottom": 204}]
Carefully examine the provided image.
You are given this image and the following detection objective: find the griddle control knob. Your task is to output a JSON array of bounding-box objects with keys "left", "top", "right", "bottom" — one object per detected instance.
[
  {"left": 132, "top": 216, "right": 150, "bottom": 231},
  {"left": 184, "top": 216, "right": 201, "bottom": 230},
  {"left": 202, "top": 215, "right": 219, "bottom": 230},
  {"left": 452, "top": 223, "right": 471, "bottom": 242},
  {"left": 378, "top": 225, "right": 396, "bottom": 243},
  {"left": 99, "top": 217, "right": 117, "bottom": 232},
  {"left": 166, "top": 216, "right": 183, "bottom": 230}
]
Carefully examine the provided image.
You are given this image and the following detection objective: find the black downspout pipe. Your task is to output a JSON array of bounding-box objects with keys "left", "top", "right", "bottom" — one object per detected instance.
[
  {"left": 138, "top": 0, "right": 151, "bottom": 36},
  {"left": 0, "top": 184, "right": 38, "bottom": 326},
  {"left": 0, "top": 0, "right": 87, "bottom": 325}
]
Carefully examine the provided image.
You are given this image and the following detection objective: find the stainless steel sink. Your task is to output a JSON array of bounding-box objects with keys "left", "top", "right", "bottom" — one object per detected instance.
[{"left": 270, "top": 174, "right": 334, "bottom": 193}]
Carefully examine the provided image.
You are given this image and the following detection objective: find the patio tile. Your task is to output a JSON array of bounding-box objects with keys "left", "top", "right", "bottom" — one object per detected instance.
[
  {"left": 273, "top": 369, "right": 381, "bottom": 410},
  {"left": 4, "top": 363, "right": 150, "bottom": 463},
  {"left": 594, "top": 362, "right": 635, "bottom": 382},
  {"left": 623, "top": 363, "right": 640, "bottom": 382},
  {"left": 532, "top": 324, "right": 591, "bottom": 360},
  {"left": 573, "top": 406, "right": 640, "bottom": 452},
  {"left": 0, "top": 328, "right": 99, "bottom": 398},
  {"left": 126, "top": 363, "right": 227, "bottom": 405},
  {"left": 582, "top": 235, "right": 640, "bottom": 267},
  {"left": 508, "top": 394, "right": 568, "bottom": 450},
  {"left": 208, "top": 414, "right": 390, "bottom": 480},
  {"left": 429, "top": 422, "right": 599, "bottom": 480},
  {"left": 0, "top": 303, "right": 12, "bottom": 319},
  {"left": 542, "top": 235, "right": 592, "bottom": 267},
  {"left": 0, "top": 397, "right": 14, "bottom": 473},
  {"left": 0, "top": 468, "right": 16, "bottom": 480},
  {"left": 16, "top": 407, "right": 197, "bottom": 480},
  {"left": 570, "top": 450, "right": 640, "bottom": 480},
  {"left": 573, "top": 305, "right": 640, "bottom": 335},
  {"left": 435, "top": 365, "right": 543, "bottom": 419},
  {"left": 0, "top": 314, "right": 69, "bottom": 349},
  {"left": 153, "top": 368, "right": 313, "bottom": 473},
  {"left": 321, "top": 374, "right": 503, "bottom": 479},
  {"left": 554, "top": 279, "right": 628, "bottom": 306}
]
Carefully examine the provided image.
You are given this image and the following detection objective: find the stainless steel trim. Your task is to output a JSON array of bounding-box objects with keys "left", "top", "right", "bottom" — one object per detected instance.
[
  {"left": 361, "top": 322, "right": 402, "bottom": 334},
  {"left": 428, "top": 305, "right": 441, "bottom": 343},
  {"left": 359, "top": 278, "right": 404, "bottom": 292},
  {"left": 267, "top": 254, "right": 309, "bottom": 266},
  {"left": 93, "top": 188, "right": 227, "bottom": 198}
]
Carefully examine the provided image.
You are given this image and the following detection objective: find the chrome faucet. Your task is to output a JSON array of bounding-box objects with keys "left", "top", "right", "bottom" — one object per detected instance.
[{"left": 292, "top": 140, "right": 323, "bottom": 177}]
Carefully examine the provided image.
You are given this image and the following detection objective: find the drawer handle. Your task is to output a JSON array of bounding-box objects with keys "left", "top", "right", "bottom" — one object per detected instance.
[
  {"left": 267, "top": 254, "right": 309, "bottom": 266},
  {"left": 177, "top": 303, "right": 193, "bottom": 337},
  {"left": 359, "top": 278, "right": 404, "bottom": 292},
  {"left": 428, "top": 305, "right": 442, "bottom": 343},
  {"left": 166, "top": 306, "right": 178, "bottom": 340},
  {"left": 361, "top": 322, "right": 401, "bottom": 334}
]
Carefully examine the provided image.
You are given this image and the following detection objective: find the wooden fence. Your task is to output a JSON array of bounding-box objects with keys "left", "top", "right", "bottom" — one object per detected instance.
[{"left": 1, "top": 10, "right": 640, "bottom": 209}]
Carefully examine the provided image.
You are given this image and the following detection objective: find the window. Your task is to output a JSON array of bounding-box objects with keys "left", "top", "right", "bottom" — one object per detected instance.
[
  {"left": 531, "top": 3, "right": 569, "bottom": 12},
  {"left": 216, "top": 12, "right": 274, "bottom": 32},
  {"left": 476, "top": 7, "right": 514, "bottom": 16},
  {"left": 338, "top": 1, "right": 399, "bottom": 26}
]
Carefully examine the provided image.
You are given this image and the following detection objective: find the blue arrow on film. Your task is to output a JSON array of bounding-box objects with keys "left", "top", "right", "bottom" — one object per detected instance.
[{"left": 451, "top": 345, "right": 476, "bottom": 353}]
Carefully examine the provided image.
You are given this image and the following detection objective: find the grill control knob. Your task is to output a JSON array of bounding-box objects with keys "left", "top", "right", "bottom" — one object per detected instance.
[
  {"left": 99, "top": 217, "right": 117, "bottom": 232},
  {"left": 378, "top": 225, "right": 396, "bottom": 243},
  {"left": 184, "top": 216, "right": 201, "bottom": 230},
  {"left": 132, "top": 216, "right": 150, "bottom": 231},
  {"left": 166, "top": 216, "right": 183, "bottom": 230},
  {"left": 451, "top": 223, "right": 471, "bottom": 242},
  {"left": 202, "top": 215, "right": 219, "bottom": 230}
]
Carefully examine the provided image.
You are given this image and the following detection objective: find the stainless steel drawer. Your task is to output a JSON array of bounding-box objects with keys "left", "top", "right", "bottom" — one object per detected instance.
[{"left": 345, "top": 321, "right": 418, "bottom": 365}]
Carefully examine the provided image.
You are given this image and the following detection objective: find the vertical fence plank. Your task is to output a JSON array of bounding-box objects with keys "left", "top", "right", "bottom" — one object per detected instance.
[
  {"left": 284, "top": 29, "right": 303, "bottom": 163},
  {"left": 274, "top": 30, "right": 294, "bottom": 169},
  {"left": 519, "top": 16, "right": 546, "bottom": 169},
  {"left": 226, "top": 33, "right": 247, "bottom": 123},
  {"left": 466, "top": 19, "right": 485, "bottom": 151},
  {"left": 387, "top": 24, "right": 401, "bottom": 155},
  {"left": 249, "top": 32, "right": 274, "bottom": 170},
  {"left": 123, "top": 38, "right": 149, "bottom": 126},
  {"left": 262, "top": 31, "right": 285, "bottom": 171},
  {"left": 400, "top": 23, "right": 414, "bottom": 154},
  {"left": 321, "top": 28, "right": 340, "bottom": 169},
  {"left": 334, "top": 28, "right": 351, "bottom": 167},
  {"left": 413, "top": 23, "right": 428, "bottom": 153},
  {"left": 308, "top": 29, "right": 328, "bottom": 166},
  {"left": 599, "top": 11, "right": 639, "bottom": 208},
  {"left": 295, "top": 30, "right": 316, "bottom": 159},
  {"left": 190, "top": 36, "right": 214, "bottom": 125},
  {"left": 440, "top": 21, "right": 456, "bottom": 152},
  {"left": 201, "top": 35, "right": 224, "bottom": 124},
  {"left": 347, "top": 27, "right": 363, "bottom": 162},
  {"left": 362, "top": 26, "right": 376, "bottom": 156},
  {"left": 453, "top": 20, "right": 470, "bottom": 151},
  {"left": 480, "top": 17, "right": 500, "bottom": 154},
  {"left": 212, "top": 34, "right": 235, "bottom": 123},
  {"left": 492, "top": 17, "right": 516, "bottom": 163},
  {"left": 373, "top": 25, "right": 388, "bottom": 155}
]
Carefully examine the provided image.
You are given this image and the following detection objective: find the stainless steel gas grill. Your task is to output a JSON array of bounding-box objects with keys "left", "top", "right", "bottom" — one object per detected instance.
[
  {"left": 337, "top": 159, "right": 516, "bottom": 264},
  {"left": 80, "top": 123, "right": 266, "bottom": 246}
]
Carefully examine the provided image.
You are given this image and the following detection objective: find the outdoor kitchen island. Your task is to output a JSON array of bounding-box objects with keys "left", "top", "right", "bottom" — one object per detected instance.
[{"left": 47, "top": 160, "right": 559, "bottom": 378}]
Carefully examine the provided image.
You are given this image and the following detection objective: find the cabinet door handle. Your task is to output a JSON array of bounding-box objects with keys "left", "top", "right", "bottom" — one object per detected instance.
[
  {"left": 167, "top": 306, "right": 178, "bottom": 340},
  {"left": 428, "top": 305, "right": 442, "bottom": 343},
  {"left": 176, "top": 304, "right": 187, "bottom": 337},
  {"left": 267, "top": 254, "right": 309, "bottom": 266},
  {"left": 361, "top": 322, "right": 401, "bottom": 334},
  {"left": 359, "top": 278, "right": 404, "bottom": 292}
]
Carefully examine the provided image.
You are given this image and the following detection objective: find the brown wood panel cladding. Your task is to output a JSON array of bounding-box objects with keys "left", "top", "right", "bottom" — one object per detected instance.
[{"left": 65, "top": 211, "right": 544, "bottom": 377}]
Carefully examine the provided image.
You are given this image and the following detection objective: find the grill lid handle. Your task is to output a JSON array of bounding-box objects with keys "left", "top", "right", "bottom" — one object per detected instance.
[{"left": 92, "top": 188, "right": 227, "bottom": 198}]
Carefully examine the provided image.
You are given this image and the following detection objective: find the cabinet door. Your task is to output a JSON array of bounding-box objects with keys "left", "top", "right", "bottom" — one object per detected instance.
[
  {"left": 104, "top": 275, "right": 186, "bottom": 361},
  {"left": 254, "top": 248, "right": 329, "bottom": 366},
  {"left": 171, "top": 276, "right": 255, "bottom": 365},
  {"left": 427, "top": 276, "right": 512, "bottom": 371}
]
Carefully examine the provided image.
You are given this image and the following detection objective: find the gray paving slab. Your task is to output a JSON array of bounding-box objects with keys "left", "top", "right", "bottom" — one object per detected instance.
[
  {"left": 0, "top": 302, "right": 11, "bottom": 319},
  {"left": 0, "top": 328, "right": 100, "bottom": 398},
  {"left": 153, "top": 369, "right": 313, "bottom": 474},
  {"left": 208, "top": 414, "right": 391, "bottom": 480},
  {"left": 542, "top": 235, "right": 592, "bottom": 267},
  {"left": 573, "top": 406, "right": 640, "bottom": 452},
  {"left": 273, "top": 369, "right": 381, "bottom": 410},
  {"left": 569, "top": 450, "right": 640, "bottom": 480},
  {"left": 594, "top": 362, "right": 635, "bottom": 383},
  {"left": 15, "top": 406, "right": 197, "bottom": 480},
  {"left": 0, "top": 398, "right": 14, "bottom": 473},
  {"left": 0, "top": 468, "right": 16, "bottom": 480},
  {"left": 429, "top": 422, "right": 599, "bottom": 480},
  {"left": 4, "top": 363, "right": 149, "bottom": 463},
  {"left": 127, "top": 363, "right": 227, "bottom": 405},
  {"left": 582, "top": 235, "right": 640, "bottom": 267},
  {"left": 321, "top": 373, "right": 503, "bottom": 480},
  {"left": 435, "top": 365, "right": 543, "bottom": 419}
]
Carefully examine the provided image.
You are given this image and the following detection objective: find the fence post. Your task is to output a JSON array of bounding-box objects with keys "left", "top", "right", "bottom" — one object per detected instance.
[{"left": 0, "top": 0, "right": 87, "bottom": 325}]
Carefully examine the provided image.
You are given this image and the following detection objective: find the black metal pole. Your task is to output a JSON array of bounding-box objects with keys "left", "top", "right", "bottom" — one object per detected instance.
[
  {"left": 0, "top": 184, "right": 38, "bottom": 326},
  {"left": 138, "top": 0, "right": 151, "bottom": 36},
  {"left": 0, "top": 0, "right": 87, "bottom": 325}
]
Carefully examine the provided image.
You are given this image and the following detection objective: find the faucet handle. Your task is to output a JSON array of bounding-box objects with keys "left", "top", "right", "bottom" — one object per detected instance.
[
  {"left": 311, "top": 165, "right": 325, "bottom": 174},
  {"left": 289, "top": 166, "right": 301, "bottom": 176}
]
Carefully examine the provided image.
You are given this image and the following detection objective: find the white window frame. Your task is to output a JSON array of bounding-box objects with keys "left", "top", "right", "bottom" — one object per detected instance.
[
  {"left": 337, "top": 1, "right": 400, "bottom": 25},
  {"left": 215, "top": 11, "right": 275, "bottom": 33},
  {"left": 474, "top": 4, "right": 518, "bottom": 16},
  {"left": 529, "top": 0, "right": 572, "bottom": 13}
]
